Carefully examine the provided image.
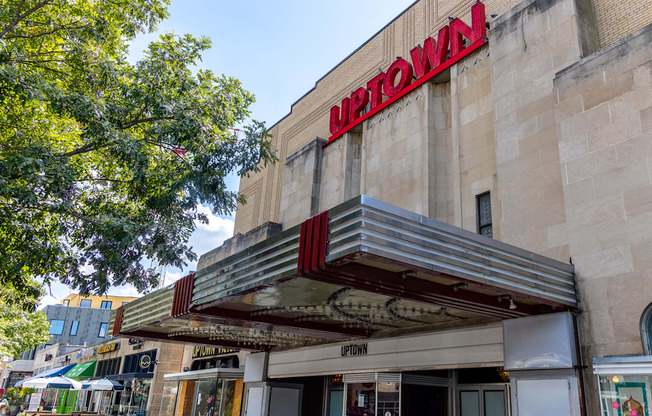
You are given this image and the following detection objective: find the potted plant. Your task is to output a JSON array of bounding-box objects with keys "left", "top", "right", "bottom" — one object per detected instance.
[{"left": 1, "top": 388, "right": 21, "bottom": 416}]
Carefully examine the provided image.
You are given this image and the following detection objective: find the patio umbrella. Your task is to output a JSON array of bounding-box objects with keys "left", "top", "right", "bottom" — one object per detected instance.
[
  {"left": 80, "top": 379, "right": 124, "bottom": 391},
  {"left": 22, "top": 375, "right": 82, "bottom": 390}
]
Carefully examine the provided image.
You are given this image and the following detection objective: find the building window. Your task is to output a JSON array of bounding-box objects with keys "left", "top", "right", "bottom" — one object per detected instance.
[
  {"left": 70, "top": 321, "right": 79, "bottom": 336},
  {"left": 62, "top": 299, "right": 70, "bottom": 306},
  {"left": 641, "top": 303, "right": 652, "bottom": 355},
  {"left": 122, "top": 350, "right": 157, "bottom": 374},
  {"left": 100, "top": 301, "right": 112, "bottom": 309},
  {"left": 49, "top": 320, "right": 65, "bottom": 335},
  {"left": 477, "top": 192, "right": 493, "bottom": 238},
  {"left": 98, "top": 323, "right": 108, "bottom": 338},
  {"left": 96, "top": 357, "right": 122, "bottom": 378},
  {"left": 80, "top": 299, "right": 92, "bottom": 308}
]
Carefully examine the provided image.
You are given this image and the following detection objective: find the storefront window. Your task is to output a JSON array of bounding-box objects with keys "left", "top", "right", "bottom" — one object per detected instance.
[
  {"left": 346, "top": 383, "right": 376, "bottom": 416},
  {"left": 219, "top": 379, "right": 243, "bottom": 416},
  {"left": 177, "top": 380, "right": 197, "bottom": 416},
  {"left": 193, "top": 379, "right": 222, "bottom": 416},
  {"left": 74, "top": 390, "right": 100, "bottom": 412},
  {"left": 160, "top": 380, "right": 179, "bottom": 416},
  {"left": 599, "top": 374, "right": 652, "bottom": 416},
  {"left": 376, "top": 382, "right": 399, "bottom": 416},
  {"left": 99, "top": 391, "right": 114, "bottom": 415},
  {"left": 118, "top": 378, "right": 151, "bottom": 416},
  {"left": 40, "top": 389, "right": 57, "bottom": 410},
  {"left": 401, "top": 384, "right": 448, "bottom": 415}
]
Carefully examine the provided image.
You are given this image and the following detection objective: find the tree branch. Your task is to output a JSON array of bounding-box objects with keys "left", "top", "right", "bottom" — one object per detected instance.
[
  {"left": 121, "top": 116, "right": 175, "bottom": 130},
  {"left": 60, "top": 141, "right": 109, "bottom": 158},
  {"left": 0, "top": 0, "right": 53, "bottom": 39}
]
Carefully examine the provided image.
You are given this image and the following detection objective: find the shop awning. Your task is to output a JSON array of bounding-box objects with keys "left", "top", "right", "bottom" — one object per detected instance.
[
  {"left": 111, "top": 196, "right": 576, "bottom": 351},
  {"left": 15, "top": 364, "right": 76, "bottom": 387},
  {"left": 593, "top": 356, "right": 652, "bottom": 375},
  {"left": 65, "top": 361, "right": 97, "bottom": 380}
]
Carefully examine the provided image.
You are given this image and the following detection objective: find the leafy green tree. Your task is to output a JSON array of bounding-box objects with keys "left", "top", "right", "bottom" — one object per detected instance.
[
  {"left": 0, "top": 284, "right": 50, "bottom": 359},
  {"left": 0, "top": 0, "right": 275, "bottom": 301}
]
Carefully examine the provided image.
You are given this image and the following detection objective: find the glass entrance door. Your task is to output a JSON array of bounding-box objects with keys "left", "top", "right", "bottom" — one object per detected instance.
[{"left": 458, "top": 386, "right": 509, "bottom": 416}]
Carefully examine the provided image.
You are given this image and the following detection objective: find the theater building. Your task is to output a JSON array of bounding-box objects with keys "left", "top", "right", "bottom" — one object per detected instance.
[{"left": 111, "top": 0, "right": 652, "bottom": 414}]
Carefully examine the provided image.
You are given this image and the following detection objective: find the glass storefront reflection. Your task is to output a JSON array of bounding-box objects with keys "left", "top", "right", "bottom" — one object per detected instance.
[
  {"left": 376, "top": 382, "right": 399, "bottom": 416},
  {"left": 193, "top": 379, "right": 222, "bottom": 416},
  {"left": 168, "top": 377, "right": 242, "bottom": 416},
  {"left": 160, "top": 380, "right": 179, "bottom": 416},
  {"left": 117, "top": 379, "right": 151, "bottom": 416},
  {"left": 346, "top": 383, "right": 376, "bottom": 416},
  {"left": 599, "top": 374, "right": 652, "bottom": 416}
]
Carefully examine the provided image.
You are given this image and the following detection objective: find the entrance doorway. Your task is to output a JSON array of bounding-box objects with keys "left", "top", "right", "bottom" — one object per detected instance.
[{"left": 458, "top": 386, "right": 509, "bottom": 416}]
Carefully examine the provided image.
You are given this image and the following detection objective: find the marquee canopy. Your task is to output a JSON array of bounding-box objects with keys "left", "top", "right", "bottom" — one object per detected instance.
[{"left": 111, "top": 196, "right": 575, "bottom": 351}]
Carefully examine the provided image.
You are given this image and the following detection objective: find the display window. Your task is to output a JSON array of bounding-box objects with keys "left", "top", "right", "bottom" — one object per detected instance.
[
  {"left": 117, "top": 378, "right": 151, "bottom": 416},
  {"left": 160, "top": 380, "right": 179, "bottom": 416},
  {"left": 193, "top": 379, "right": 222, "bottom": 416},
  {"left": 599, "top": 374, "right": 652, "bottom": 416},
  {"left": 168, "top": 377, "right": 242, "bottom": 416},
  {"left": 39, "top": 389, "right": 57, "bottom": 411},
  {"left": 346, "top": 383, "right": 376, "bottom": 416},
  {"left": 178, "top": 381, "right": 197, "bottom": 416}
]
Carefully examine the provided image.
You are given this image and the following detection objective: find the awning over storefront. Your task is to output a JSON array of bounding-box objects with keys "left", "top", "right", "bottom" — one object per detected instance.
[
  {"left": 594, "top": 356, "right": 652, "bottom": 375},
  {"left": 65, "top": 361, "right": 97, "bottom": 380},
  {"left": 111, "top": 196, "right": 576, "bottom": 351},
  {"left": 15, "top": 364, "right": 76, "bottom": 387},
  {"left": 164, "top": 368, "right": 244, "bottom": 381}
]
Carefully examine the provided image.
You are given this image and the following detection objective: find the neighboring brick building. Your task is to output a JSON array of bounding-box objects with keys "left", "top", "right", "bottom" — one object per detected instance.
[{"left": 113, "top": 0, "right": 652, "bottom": 415}]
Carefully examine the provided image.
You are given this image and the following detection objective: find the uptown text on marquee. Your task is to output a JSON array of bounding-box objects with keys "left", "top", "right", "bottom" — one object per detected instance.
[{"left": 328, "top": 1, "right": 487, "bottom": 143}]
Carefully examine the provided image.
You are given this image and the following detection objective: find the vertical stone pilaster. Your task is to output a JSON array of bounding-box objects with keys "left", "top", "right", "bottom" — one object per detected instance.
[
  {"left": 279, "top": 137, "right": 326, "bottom": 228},
  {"left": 489, "top": 0, "right": 597, "bottom": 261}
]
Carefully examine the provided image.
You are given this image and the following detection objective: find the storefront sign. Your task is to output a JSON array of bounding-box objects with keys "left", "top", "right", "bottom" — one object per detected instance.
[
  {"left": 192, "top": 346, "right": 239, "bottom": 359},
  {"left": 128, "top": 339, "right": 143, "bottom": 345},
  {"left": 139, "top": 355, "right": 152, "bottom": 369},
  {"left": 27, "top": 393, "right": 41, "bottom": 411},
  {"left": 328, "top": 1, "right": 487, "bottom": 143},
  {"left": 76, "top": 348, "right": 94, "bottom": 359},
  {"left": 98, "top": 343, "right": 120, "bottom": 354},
  {"left": 341, "top": 343, "right": 368, "bottom": 357}
]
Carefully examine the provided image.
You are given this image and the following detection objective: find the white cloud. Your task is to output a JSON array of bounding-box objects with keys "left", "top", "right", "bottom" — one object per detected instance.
[
  {"left": 194, "top": 205, "right": 235, "bottom": 234},
  {"left": 162, "top": 270, "right": 185, "bottom": 287},
  {"left": 108, "top": 285, "right": 141, "bottom": 298},
  {"left": 37, "top": 294, "right": 61, "bottom": 311}
]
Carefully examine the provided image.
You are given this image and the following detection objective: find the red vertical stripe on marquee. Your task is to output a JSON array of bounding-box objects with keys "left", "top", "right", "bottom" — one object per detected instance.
[
  {"left": 298, "top": 220, "right": 307, "bottom": 275},
  {"left": 112, "top": 305, "right": 123, "bottom": 337},
  {"left": 297, "top": 211, "right": 330, "bottom": 275},
  {"left": 171, "top": 272, "right": 195, "bottom": 318}
]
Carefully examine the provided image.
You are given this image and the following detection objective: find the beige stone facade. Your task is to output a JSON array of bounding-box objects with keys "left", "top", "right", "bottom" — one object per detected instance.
[
  {"left": 225, "top": 0, "right": 652, "bottom": 413},
  {"left": 234, "top": 0, "right": 649, "bottom": 235}
]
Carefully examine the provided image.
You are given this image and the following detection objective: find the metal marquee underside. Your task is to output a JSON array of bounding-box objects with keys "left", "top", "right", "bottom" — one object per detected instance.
[{"left": 112, "top": 196, "right": 576, "bottom": 351}]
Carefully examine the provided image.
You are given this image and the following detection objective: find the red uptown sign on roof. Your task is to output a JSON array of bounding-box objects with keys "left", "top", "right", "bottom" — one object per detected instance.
[{"left": 327, "top": 1, "right": 487, "bottom": 144}]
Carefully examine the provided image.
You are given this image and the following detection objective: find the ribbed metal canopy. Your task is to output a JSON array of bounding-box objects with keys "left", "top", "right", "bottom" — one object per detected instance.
[{"left": 112, "top": 196, "right": 575, "bottom": 351}]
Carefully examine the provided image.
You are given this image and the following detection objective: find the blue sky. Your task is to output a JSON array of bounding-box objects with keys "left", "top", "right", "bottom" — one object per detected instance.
[{"left": 41, "top": 0, "right": 417, "bottom": 306}]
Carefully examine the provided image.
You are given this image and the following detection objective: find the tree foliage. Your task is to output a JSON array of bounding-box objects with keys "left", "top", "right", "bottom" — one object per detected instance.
[
  {"left": 0, "top": 0, "right": 276, "bottom": 302},
  {"left": 0, "top": 284, "right": 50, "bottom": 359}
]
